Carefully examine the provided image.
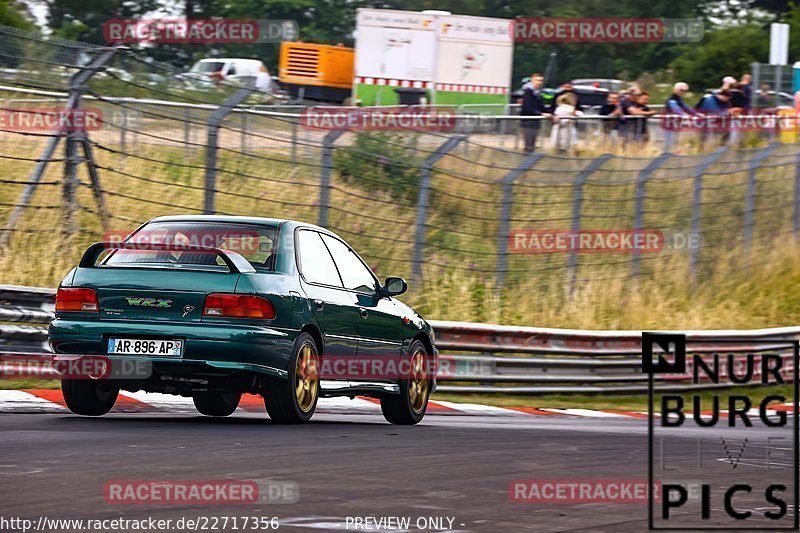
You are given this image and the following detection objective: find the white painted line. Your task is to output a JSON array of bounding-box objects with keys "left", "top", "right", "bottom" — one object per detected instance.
[
  {"left": 429, "top": 399, "right": 519, "bottom": 416},
  {"left": 541, "top": 408, "right": 628, "bottom": 418},
  {"left": 121, "top": 391, "right": 196, "bottom": 410},
  {"left": 315, "top": 397, "right": 381, "bottom": 414}
]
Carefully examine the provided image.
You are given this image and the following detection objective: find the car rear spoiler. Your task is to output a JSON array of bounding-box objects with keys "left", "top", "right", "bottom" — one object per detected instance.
[{"left": 79, "top": 242, "right": 257, "bottom": 274}]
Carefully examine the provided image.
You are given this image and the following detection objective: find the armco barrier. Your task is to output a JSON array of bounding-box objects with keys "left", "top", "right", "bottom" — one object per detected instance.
[{"left": 1, "top": 285, "right": 797, "bottom": 394}]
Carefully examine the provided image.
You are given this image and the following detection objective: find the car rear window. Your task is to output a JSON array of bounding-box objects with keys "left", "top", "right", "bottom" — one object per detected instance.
[{"left": 103, "top": 222, "right": 277, "bottom": 271}]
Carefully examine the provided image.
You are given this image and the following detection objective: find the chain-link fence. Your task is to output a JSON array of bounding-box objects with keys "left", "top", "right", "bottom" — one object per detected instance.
[{"left": 1, "top": 26, "right": 799, "bottom": 298}]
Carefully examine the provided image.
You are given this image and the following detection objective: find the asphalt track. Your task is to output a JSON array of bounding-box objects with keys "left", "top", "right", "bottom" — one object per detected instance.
[{"left": 1, "top": 408, "right": 796, "bottom": 533}]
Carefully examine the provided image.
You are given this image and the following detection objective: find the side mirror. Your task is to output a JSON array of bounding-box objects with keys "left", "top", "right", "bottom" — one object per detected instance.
[{"left": 383, "top": 277, "right": 407, "bottom": 296}]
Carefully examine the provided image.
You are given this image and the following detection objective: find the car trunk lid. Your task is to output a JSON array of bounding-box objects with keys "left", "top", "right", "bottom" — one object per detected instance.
[{"left": 72, "top": 267, "right": 240, "bottom": 322}]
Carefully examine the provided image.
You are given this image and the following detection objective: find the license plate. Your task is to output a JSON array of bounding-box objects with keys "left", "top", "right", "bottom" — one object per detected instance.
[{"left": 107, "top": 338, "right": 183, "bottom": 357}]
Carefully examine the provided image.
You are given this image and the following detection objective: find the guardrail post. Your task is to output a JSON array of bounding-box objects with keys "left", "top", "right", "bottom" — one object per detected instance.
[
  {"left": 496, "top": 152, "right": 544, "bottom": 290},
  {"left": 0, "top": 47, "right": 118, "bottom": 249},
  {"left": 743, "top": 142, "right": 779, "bottom": 258},
  {"left": 204, "top": 87, "right": 254, "bottom": 214},
  {"left": 412, "top": 135, "right": 466, "bottom": 282},
  {"left": 631, "top": 153, "right": 671, "bottom": 278},
  {"left": 317, "top": 129, "right": 346, "bottom": 227},
  {"left": 567, "top": 154, "right": 612, "bottom": 294}
]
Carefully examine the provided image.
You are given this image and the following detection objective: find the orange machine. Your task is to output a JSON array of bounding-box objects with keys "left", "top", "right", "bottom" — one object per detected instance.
[{"left": 278, "top": 42, "right": 354, "bottom": 103}]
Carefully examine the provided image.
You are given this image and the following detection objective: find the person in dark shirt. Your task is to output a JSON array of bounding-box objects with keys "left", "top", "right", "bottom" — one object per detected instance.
[
  {"left": 631, "top": 91, "right": 657, "bottom": 141},
  {"left": 520, "top": 73, "right": 548, "bottom": 152},
  {"left": 554, "top": 82, "right": 584, "bottom": 113},
  {"left": 599, "top": 92, "right": 622, "bottom": 142}
]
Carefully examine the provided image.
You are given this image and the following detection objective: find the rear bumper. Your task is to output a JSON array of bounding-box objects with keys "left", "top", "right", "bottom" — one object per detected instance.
[{"left": 48, "top": 318, "right": 298, "bottom": 380}]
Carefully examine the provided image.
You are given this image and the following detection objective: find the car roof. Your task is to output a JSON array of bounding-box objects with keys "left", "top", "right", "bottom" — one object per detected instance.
[
  {"left": 198, "top": 58, "right": 263, "bottom": 64},
  {"left": 148, "top": 214, "right": 329, "bottom": 232}
]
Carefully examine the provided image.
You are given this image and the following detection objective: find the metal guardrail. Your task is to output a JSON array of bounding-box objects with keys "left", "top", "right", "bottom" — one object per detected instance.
[{"left": 1, "top": 285, "right": 796, "bottom": 393}]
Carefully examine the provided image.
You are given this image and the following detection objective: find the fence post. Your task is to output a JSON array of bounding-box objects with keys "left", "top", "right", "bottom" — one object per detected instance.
[
  {"left": 119, "top": 106, "right": 127, "bottom": 153},
  {"left": 412, "top": 135, "right": 466, "bottom": 282},
  {"left": 204, "top": 87, "right": 254, "bottom": 214},
  {"left": 496, "top": 152, "right": 544, "bottom": 291},
  {"left": 240, "top": 109, "right": 248, "bottom": 154},
  {"left": 689, "top": 147, "right": 728, "bottom": 284},
  {"left": 291, "top": 119, "right": 298, "bottom": 164},
  {"left": 183, "top": 108, "right": 191, "bottom": 160},
  {"left": 744, "top": 142, "right": 779, "bottom": 258},
  {"left": 567, "top": 154, "right": 612, "bottom": 294},
  {"left": 0, "top": 47, "right": 117, "bottom": 249},
  {"left": 317, "top": 129, "right": 346, "bottom": 227},
  {"left": 631, "top": 153, "right": 671, "bottom": 278}
]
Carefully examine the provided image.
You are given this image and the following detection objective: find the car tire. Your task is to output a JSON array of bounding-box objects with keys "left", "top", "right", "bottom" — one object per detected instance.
[
  {"left": 265, "top": 332, "right": 320, "bottom": 424},
  {"left": 381, "top": 340, "right": 430, "bottom": 425},
  {"left": 61, "top": 378, "right": 119, "bottom": 416},
  {"left": 193, "top": 392, "right": 241, "bottom": 417}
]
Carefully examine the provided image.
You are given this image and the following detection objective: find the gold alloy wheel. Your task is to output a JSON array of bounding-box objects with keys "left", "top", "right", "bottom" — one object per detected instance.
[
  {"left": 409, "top": 348, "right": 429, "bottom": 414},
  {"left": 295, "top": 343, "right": 319, "bottom": 413}
]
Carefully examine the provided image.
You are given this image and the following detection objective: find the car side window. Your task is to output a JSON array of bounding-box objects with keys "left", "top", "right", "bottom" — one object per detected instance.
[
  {"left": 320, "top": 234, "right": 377, "bottom": 293},
  {"left": 297, "top": 230, "right": 342, "bottom": 287}
]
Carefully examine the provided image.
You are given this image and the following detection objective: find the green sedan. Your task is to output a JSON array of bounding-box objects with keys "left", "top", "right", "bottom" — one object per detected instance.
[{"left": 49, "top": 215, "right": 438, "bottom": 424}]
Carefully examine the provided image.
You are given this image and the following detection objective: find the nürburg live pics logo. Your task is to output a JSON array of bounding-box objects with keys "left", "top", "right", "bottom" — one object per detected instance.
[{"left": 643, "top": 332, "right": 799, "bottom": 530}]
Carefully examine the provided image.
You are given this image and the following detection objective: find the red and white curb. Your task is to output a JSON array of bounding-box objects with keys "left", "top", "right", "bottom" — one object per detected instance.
[{"left": 0, "top": 390, "right": 794, "bottom": 419}]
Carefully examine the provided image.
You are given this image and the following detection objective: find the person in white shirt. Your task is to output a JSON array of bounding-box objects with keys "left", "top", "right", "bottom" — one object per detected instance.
[
  {"left": 255, "top": 65, "right": 272, "bottom": 93},
  {"left": 550, "top": 93, "right": 582, "bottom": 153}
]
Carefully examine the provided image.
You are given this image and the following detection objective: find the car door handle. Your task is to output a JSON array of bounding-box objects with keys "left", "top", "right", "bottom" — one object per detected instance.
[
  {"left": 359, "top": 308, "right": 368, "bottom": 319},
  {"left": 314, "top": 299, "right": 324, "bottom": 311}
]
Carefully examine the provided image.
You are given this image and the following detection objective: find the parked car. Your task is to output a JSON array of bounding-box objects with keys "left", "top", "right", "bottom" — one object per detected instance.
[
  {"left": 570, "top": 78, "right": 627, "bottom": 92},
  {"left": 48, "top": 216, "right": 438, "bottom": 425}
]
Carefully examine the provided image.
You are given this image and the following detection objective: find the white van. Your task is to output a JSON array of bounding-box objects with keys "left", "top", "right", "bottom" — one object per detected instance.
[{"left": 186, "top": 58, "right": 266, "bottom": 87}]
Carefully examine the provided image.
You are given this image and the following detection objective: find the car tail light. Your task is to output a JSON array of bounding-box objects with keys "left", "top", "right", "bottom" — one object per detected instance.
[
  {"left": 203, "top": 293, "right": 275, "bottom": 319},
  {"left": 55, "top": 287, "right": 99, "bottom": 312}
]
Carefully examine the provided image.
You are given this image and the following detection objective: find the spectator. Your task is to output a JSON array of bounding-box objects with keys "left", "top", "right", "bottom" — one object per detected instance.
[
  {"left": 599, "top": 91, "right": 623, "bottom": 143},
  {"left": 520, "top": 73, "right": 548, "bottom": 153},
  {"left": 255, "top": 65, "right": 272, "bottom": 93},
  {"left": 630, "top": 91, "right": 657, "bottom": 142},
  {"left": 664, "top": 82, "right": 700, "bottom": 151},
  {"left": 665, "top": 82, "right": 697, "bottom": 115},
  {"left": 516, "top": 77, "right": 531, "bottom": 105},
  {"left": 729, "top": 82, "right": 747, "bottom": 111},
  {"left": 721, "top": 76, "right": 737, "bottom": 90},
  {"left": 620, "top": 87, "right": 642, "bottom": 142},
  {"left": 554, "top": 82, "right": 584, "bottom": 112},
  {"left": 550, "top": 92, "right": 582, "bottom": 153},
  {"left": 697, "top": 89, "right": 732, "bottom": 147},
  {"left": 740, "top": 73, "right": 753, "bottom": 110},
  {"left": 697, "top": 89, "right": 731, "bottom": 112}
]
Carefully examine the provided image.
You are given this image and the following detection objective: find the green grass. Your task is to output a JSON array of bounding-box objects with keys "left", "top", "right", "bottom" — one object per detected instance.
[{"left": 433, "top": 384, "right": 796, "bottom": 412}]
